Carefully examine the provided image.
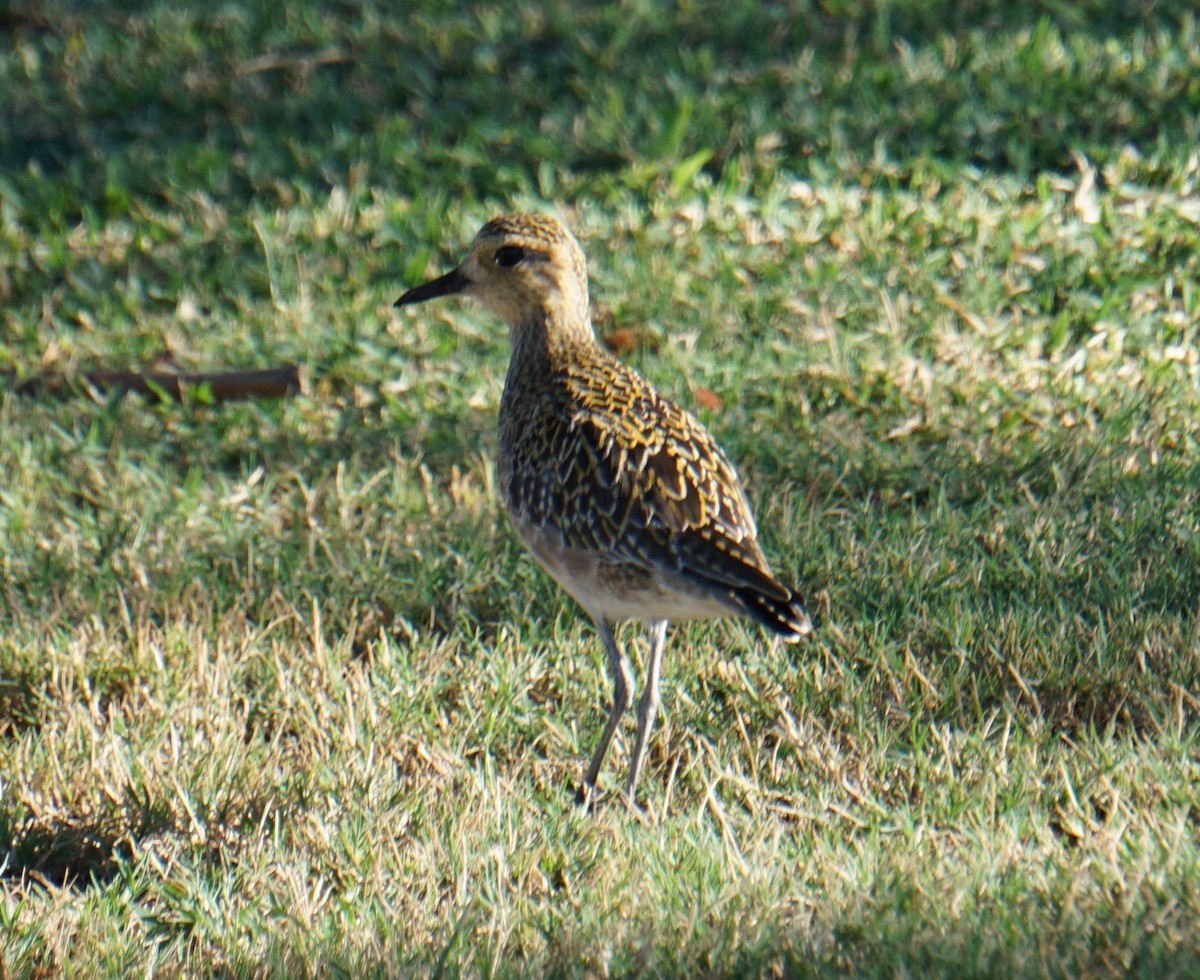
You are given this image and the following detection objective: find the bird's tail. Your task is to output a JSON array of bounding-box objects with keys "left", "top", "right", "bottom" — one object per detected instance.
[{"left": 733, "top": 584, "right": 812, "bottom": 643}]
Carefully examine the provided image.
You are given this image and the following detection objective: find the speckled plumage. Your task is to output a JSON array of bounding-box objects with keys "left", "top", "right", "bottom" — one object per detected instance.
[{"left": 396, "top": 213, "right": 810, "bottom": 804}]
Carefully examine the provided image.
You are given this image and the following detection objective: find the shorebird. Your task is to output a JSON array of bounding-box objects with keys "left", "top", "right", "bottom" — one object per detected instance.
[{"left": 395, "top": 213, "right": 810, "bottom": 805}]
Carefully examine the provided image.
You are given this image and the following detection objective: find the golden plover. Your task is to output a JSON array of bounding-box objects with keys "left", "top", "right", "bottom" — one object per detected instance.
[{"left": 396, "top": 213, "right": 811, "bottom": 804}]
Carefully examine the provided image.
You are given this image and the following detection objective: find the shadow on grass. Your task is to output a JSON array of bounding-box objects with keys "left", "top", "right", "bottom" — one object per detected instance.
[
  {"left": 1, "top": 0, "right": 1196, "bottom": 231},
  {"left": 0, "top": 674, "right": 41, "bottom": 740},
  {"left": 1, "top": 808, "right": 155, "bottom": 889}
]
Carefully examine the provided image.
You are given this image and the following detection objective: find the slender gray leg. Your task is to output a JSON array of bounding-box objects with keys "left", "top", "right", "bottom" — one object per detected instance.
[
  {"left": 626, "top": 619, "right": 668, "bottom": 801},
  {"left": 579, "top": 619, "right": 633, "bottom": 800}
]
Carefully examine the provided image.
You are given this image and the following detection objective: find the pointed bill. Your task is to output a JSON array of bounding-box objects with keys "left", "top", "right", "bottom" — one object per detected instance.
[{"left": 394, "top": 267, "right": 469, "bottom": 307}]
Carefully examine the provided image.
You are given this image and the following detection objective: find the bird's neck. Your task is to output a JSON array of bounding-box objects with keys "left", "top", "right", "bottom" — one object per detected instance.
[{"left": 507, "top": 310, "right": 597, "bottom": 381}]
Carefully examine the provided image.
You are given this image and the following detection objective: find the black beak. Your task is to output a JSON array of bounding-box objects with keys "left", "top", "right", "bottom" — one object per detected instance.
[{"left": 394, "top": 267, "right": 469, "bottom": 308}]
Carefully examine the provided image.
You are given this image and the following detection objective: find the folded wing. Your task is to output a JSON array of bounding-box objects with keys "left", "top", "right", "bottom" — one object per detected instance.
[{"left": 505, "top": 359, "right": 809, "bottom": 638}]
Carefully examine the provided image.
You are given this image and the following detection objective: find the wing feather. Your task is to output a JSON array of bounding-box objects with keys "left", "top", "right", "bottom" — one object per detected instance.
[{"left": 503, "top": 356, "right": 789, "bottom": 603}]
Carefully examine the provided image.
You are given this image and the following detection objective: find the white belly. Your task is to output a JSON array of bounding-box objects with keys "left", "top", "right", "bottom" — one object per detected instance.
[{"left": 509, "top": 516, "right": 736, "bottom": 625}]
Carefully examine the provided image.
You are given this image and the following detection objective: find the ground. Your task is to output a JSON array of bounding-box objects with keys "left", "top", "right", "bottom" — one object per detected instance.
[{"left": 1, "top": 1, "right": 1199, "bottom": 975}]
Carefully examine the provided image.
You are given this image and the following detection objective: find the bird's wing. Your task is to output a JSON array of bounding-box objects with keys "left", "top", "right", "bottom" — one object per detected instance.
[{"left": 506, "top": 363, "right": 790, "bottom": 602}]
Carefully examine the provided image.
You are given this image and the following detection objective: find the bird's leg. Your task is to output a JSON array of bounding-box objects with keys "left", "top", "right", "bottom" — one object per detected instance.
[
  {"left": 577, "top": 619, "right": 633, "bottom": 807},
  {"left": 625, "top": 619, "right": 667, "bottom": 803}
]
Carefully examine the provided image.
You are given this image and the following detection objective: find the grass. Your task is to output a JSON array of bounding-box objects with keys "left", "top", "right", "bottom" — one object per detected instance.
[{"left": 2, "top": 0, "right": 1199, "bottom": 974}]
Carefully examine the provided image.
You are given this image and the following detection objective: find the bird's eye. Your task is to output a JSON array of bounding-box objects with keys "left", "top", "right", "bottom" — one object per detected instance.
[{"left": 494, "top": 245, "right": 526, "bottom": 268}]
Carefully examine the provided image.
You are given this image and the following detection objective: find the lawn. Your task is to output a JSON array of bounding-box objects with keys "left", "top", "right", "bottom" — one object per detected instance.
[{"left": 2, "top": 0, "right": 1199, "bottom": 975}]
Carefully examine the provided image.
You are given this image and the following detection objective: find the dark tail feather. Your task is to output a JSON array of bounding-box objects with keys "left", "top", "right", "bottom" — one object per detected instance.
[{"left": 733, "top": 585, "right": 812, "bottom": 642}]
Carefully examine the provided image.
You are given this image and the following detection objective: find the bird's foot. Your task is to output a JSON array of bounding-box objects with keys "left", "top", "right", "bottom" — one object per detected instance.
[
  {"left": 574, "top": 781, "right": 652, "bottom": 821},
  {"left": 574, "top": 780, "right": 598, "bottom": 813}
]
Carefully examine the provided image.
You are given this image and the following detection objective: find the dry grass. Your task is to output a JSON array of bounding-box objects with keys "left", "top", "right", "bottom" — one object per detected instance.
[{"left": 3, "top": 1, "right": 1200, "bottom": 975}]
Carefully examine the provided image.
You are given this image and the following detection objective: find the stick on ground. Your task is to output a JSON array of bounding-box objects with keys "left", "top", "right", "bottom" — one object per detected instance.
[{"left": 4, "top": 365, "right": 303, "bottom": 401}]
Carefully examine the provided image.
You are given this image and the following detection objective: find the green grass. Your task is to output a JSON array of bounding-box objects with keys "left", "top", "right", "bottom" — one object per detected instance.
[{"left": 2, "top": 0, "right": 1200, "bottom": 974}]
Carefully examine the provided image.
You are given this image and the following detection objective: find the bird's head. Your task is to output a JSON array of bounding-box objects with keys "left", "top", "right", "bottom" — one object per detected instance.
[{"left": 395, "top": 213, "right": 592, "bottom": 343}]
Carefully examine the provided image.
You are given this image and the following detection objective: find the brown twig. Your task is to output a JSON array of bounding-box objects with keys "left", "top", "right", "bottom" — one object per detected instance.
[{"left": 4, "top": 365, "right": 304, "bottom": 401}]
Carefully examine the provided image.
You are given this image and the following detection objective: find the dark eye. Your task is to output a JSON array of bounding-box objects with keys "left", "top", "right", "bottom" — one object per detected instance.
[{"left": 494, "top": 245, "right": 526, "bottom": 268}]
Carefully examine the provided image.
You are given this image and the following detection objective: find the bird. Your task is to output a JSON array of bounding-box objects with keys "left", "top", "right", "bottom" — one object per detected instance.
[{"left": 394, "top": 212, "right": 811, "bottom": 806}]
